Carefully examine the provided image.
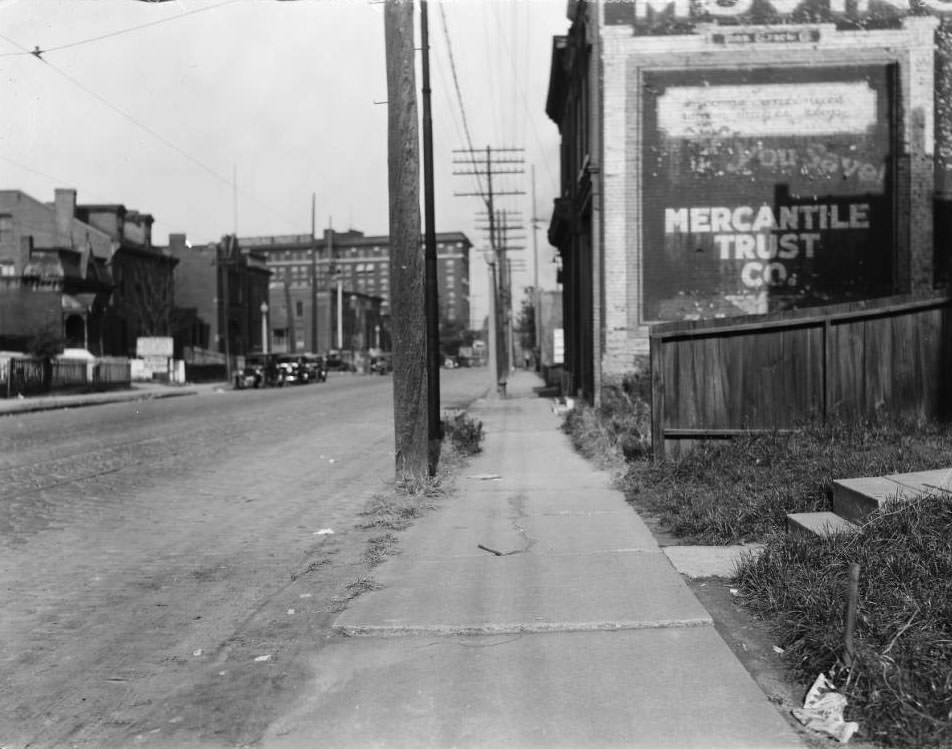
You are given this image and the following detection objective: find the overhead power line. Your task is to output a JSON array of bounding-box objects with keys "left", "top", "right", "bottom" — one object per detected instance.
[
  {"left": 0, "top": 0, "right": 242, "bottom": 58},
  {"left": 0, "top": 27, "right": 298, "bottom": 230},
  {"left": 0, "top": 154, "right": 68, "bottom": 184},
  {"left": 436, "top": 1, "right": 484, "bottom": 200}
]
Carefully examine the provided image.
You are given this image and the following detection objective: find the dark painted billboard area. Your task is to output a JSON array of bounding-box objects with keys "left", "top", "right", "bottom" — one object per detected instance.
[{"left": 641, "top": 66, "right": 895, "bottom": 322}]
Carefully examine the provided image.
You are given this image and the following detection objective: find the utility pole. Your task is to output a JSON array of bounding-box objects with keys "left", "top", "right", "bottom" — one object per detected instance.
[
  {"left": 531, "top": 164, "right": 541, "bottom": 368},
  {"left": 385, "top": 0, "right": 429, "bottom": 477},
  {"left": 486, "top": 255, "right": 498, "bottom": 389},
  {"left": 421, "top": 0, "right": 441, "bottom": 471},
  {"left": 476, "top": 206, "right": 525, "bottom": 375},
  {"left": 327, "top": 221, "right": 343, "bottom": 351},
  {"left": 219, "top": 235, "right": 232, "bottom": 381},
  {"left": 454, "top": 146, "right": 524, "bottom": 394},
  {"left": 310, "top": 194, "right": 318, "bottom": 354}
]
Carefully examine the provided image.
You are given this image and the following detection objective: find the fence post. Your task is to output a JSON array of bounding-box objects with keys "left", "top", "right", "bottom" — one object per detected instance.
[
  {"left": 823, "top": 318, "right": 832, "bottom": 422},
  {"left": 650, "top": 331, "right": 665, "bottom": 461}
]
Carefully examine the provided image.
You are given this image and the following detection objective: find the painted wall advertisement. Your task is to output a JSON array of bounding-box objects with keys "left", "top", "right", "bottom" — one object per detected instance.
[
  {"left": 606, "top": 0, "right": 952, "bottom": 32},
  {"left": 641, "top": 66, "right": 895, "bottom": 322}
]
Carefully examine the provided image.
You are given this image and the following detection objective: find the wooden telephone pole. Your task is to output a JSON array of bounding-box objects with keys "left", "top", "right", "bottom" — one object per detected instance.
[
  {"left": 454, "top": 147, "right": 524, "bottom": 392},
  {"left": 385, "top": 0, "right": 429, "bottom": 478}
]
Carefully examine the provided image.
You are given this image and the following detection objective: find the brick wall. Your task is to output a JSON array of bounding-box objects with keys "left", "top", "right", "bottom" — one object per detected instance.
[
  {"left": 597, "top": 14, "right": 939, "bottom": 377},
  {"left": 0, "top": 284, "right": 61, "bottom": 341},
  {"left": 172, "top": 240, "right": 219, "bottom": 348}
]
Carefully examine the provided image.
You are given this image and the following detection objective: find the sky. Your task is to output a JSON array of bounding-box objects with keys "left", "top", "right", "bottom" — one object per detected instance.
[{"left": 0, "top": 0, "right": 569, "bottom": 328}]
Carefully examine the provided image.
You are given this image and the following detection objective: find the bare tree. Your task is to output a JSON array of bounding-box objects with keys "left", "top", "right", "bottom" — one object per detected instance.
[{"left": 113, "top": 254, "right": 175, "bottom": 338}]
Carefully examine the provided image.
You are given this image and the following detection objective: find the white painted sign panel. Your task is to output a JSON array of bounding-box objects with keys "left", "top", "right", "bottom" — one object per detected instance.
[
  {"left": 136, "top": 336, "right": 174, "bottom": 358},
  {"left": 657, "top": 82, "right": 877, "bottom": 138}
]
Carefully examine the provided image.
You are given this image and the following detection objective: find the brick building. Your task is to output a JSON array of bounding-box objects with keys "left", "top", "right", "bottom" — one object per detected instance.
[
  {"left": 239, "top": 228, "right": 472, "bottom": 353},
  {"left": 84, "top": 203, "right": 178, "bottom": 357},
  {"left": 0, "top": 188, "right": 177, "bottom": 356},
  {"left": 264, "top": 280, "right": 385, "bottom": 357},
  {"left": 547, "top": 0, "right": 952, "bottom": 402},
  {"left": 169, "top": 234, "right": 271, "bottom": 359}
]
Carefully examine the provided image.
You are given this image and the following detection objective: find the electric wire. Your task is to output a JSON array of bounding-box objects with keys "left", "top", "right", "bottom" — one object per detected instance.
[
  {"left": 490, "top": 0, "right": 556, "bottom": 193},
  {"left": 432, "top": 32, "right": 467, "bottom": 172},
  {"left": 0, "top": 26, "right": 299, "bottom": 233},
  {"left": 0, "top": 154, "right": 68, "bottom": 184},
  {"left": 0, "top": 0, "right": 243, "bottom": 58},
  {"left": 483, "top": 1, "right": 505, "bottom": 150},
  {"left": 437, "top": 1, "right": 485, "bottom": 200}
]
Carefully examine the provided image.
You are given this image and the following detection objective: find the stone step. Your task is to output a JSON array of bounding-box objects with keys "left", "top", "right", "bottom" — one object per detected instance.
[
  {"left": 786, "top": 511, "right": 858, "bottom": 540},
  {"left": 833, "top": 469, "right": 952, "bottom": 523}
]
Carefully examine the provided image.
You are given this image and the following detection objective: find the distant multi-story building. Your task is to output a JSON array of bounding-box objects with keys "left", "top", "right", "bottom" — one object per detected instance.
[{"left": 238, "top": 228, "right": 472, "bottom": 352}]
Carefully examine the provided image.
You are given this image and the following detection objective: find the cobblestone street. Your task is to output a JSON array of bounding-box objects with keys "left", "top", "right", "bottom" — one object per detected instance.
[{"left": 0, "top": 370, "right": 489, "bottom": 748}]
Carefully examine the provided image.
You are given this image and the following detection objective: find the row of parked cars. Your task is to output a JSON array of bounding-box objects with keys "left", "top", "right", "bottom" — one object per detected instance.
[{"left": 233, "top": 353, "right": 328, "bottom": 389}]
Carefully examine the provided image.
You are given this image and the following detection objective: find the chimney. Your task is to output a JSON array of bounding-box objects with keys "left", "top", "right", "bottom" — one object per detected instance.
[
  {"left": 168, "top": 233, "right": 187, "bottom": 256},
  {"left": 54, "top": 189, "right": 77, "bottom": 247},
  {"left": 18, "top": 235, "right": 33, "bottom": 273}
]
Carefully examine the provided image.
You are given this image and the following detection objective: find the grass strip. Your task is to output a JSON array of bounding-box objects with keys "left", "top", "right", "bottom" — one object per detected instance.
[
  {"left": 736, "top": 496, "right": 952, "bottom": 749},
  {"left": 561, "top": 374, "right": 952, "bottom": 747}
]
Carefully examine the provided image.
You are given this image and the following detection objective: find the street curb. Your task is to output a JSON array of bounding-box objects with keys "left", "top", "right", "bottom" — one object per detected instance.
[
  {"left": 333, "top": 616, "right": 715, "bottom": 637},
  {"left": 0, "top": 388, "right": 201, "bottom": 417}
]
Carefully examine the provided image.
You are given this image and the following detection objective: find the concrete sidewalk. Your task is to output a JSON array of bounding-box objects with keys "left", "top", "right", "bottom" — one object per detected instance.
[
  {"left": 263, "top": 371, "right": 806, "bottom": 748},
  {"left": 0, "top": 381, "right": 218, "bottom": 416}
]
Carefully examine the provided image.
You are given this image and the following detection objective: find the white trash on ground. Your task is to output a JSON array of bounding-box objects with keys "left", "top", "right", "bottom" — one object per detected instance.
[{"left": 792, "top": 673, "right": 859, "bottom": 743}]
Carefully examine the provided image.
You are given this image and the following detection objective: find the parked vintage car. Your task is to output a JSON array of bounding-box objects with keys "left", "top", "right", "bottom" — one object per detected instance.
[
  {"left": 325, "top": 350, "right": 357, "bottom": 373},
  {"left": 277, "top": 355, "right": 306, "bottom": 385},
  {"left": 235, "top": 354, "right": 286, "bottom": 389},
  {"left": 370, "top": 352, "right": 393, "bottom": 375},
  {"left": 301, "top": 354, "right": 328, "bottom": 383},
  {"left": 233, "top": 364, "right": 260, "bottom": 390}
]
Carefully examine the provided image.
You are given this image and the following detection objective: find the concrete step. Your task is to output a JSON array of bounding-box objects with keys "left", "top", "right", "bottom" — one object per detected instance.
[
  {"left": 787, "top": 511, "right": 858, "bottom": 540},
  {"left": 833, "top": 469, "right": 952, "bottom": 523}
]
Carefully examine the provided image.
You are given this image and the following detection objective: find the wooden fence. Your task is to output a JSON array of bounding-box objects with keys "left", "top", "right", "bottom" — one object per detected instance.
[
  {"left": 649, "top": 293, "right": 952, "bottom": 459},
  {"left": 92, "top": 358, "right": 132, "bottom": 388},
  {"left": 2, "top": 356, "right": 131, "bottom": 398},
  {"left": 5, "top": 358, "right": 47, "bottom": 397}
]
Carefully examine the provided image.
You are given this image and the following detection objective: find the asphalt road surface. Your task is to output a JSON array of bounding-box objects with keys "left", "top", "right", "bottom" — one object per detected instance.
[{"left": 0, "top": 368, "right": 491, "bottom": 748}]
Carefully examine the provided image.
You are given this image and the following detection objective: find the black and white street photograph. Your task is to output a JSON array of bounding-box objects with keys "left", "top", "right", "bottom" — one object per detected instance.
[{"left": 1, "top": 0, "right": 950, "bottom": 747}]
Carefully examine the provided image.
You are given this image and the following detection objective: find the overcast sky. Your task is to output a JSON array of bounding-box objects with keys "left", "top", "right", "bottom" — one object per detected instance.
[{"left": 0, "top": 0, "right": 568, "bottom": 327}]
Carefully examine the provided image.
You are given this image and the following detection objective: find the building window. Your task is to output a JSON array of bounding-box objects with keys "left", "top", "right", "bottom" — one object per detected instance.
[
  {"left": 296, "top": 300, "right": 304, "bottom": 317},
  {"left": 0, "top": 261, "right": 15, "bottom": 276},
  {"left": 0, "top": 215, "right": 13, "bottom": 244}
]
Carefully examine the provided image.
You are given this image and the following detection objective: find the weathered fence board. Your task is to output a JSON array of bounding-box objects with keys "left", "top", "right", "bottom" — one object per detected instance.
[
  {"left": 51, "top": 360, "right": 88, "bottom": 389},
  {"left": 2, "top": 356, "right": 131, "bottom": 398},
  {"left": 93, "top": 358, "right": 131, "bottom": 389},
  {"left": 650, "top": 293, "right": 952, "bottom": 459}
]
